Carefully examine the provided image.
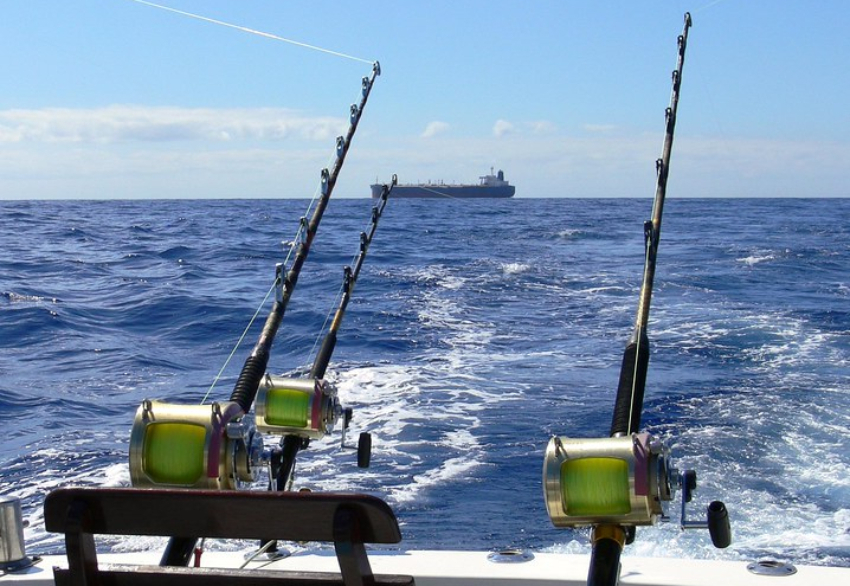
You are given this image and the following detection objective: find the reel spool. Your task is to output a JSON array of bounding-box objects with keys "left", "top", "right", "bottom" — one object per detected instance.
[
  {"left": 129, "top": 400, "right": 262, "bottom": 490},
  {"left": 255, "top": 376, "right": 341, "bottom": 439}
]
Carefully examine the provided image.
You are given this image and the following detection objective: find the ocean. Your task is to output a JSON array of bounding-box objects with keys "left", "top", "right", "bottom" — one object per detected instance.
[{"left": 1, "top": 197, "right": 848, "bottom": 567}]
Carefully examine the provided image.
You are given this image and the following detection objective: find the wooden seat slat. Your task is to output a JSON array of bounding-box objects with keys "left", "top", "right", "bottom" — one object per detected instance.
[
  {"left": 44, "top": 488, "right": 414, "bottom": 586},
  {"left": 44, "top": 488, "right": 402, "bottom": 543}
]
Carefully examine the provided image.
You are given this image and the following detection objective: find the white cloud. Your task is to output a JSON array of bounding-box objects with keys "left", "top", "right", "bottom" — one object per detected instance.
[
  {"left": 3, "top": 114, "right": 848, "bottom": 199},
  {"left": 421, "top": 121, "right": 450, "bottom": 138},
  {"left": 582, "top": 123, "right": 619, "bottom": 133},
  {"left": 354, "top": 132, "right": 850, "bottom": 198},
  {"left": 530, "top": 120, "right": 556, "bottom": 135},
  {"left": 493, "top": 119, "right": 515, "bottom": 138},
  {"left": 0, "top": 106, "right": 347, "bottom": 144}
]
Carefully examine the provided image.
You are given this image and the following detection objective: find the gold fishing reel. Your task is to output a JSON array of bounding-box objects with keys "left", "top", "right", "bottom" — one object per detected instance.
[
  {"left": 543, "top": 432, "right": 731, "bottom": 547},
  {"left": 256, "top": 376, "right": 372, "bottom": 471},
  {"left": 129, "top": 400, "right": 262, "bottom": 490},
  {"left": 255, "top": 376, "right": 341, "bottom": 439},
  {"left": 544, "top": 433, "right": 673, "bottom": 527}
]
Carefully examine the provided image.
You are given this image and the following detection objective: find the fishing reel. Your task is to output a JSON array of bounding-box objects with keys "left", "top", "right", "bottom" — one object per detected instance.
[
  {"left": 256, "top": 376, "right": 340, "bottom": 438},
  {"left": 543, "top": 433, "right": 730, "bottom": 548},
  {"left": 256, "top": 375, "right": 371, "bottom": 468},
  {"left": 129, "top": 400, "right": 263, "bottom": 490},
  {"left": 128, "top": 376, "right": 371, "bottom": 490}
]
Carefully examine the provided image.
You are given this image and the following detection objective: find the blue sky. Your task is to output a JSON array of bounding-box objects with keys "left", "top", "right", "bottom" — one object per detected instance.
[{"left": 1, "top": 0, "right": 848, "bottom": 199}]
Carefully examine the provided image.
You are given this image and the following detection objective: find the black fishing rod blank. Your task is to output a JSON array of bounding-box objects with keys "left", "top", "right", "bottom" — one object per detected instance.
[
  {"left": 609, "top": 31, "right": 686, "bottom": 438},
  {"left": 542, "top": 14, "right": 729, "bottom": 586},
  {"left": 312, "top": 175, "right": 397, "bottom": 379},
  {"left": 230, "top": 62, "right": 382, "bottom": 415},
  {"left": 255, "top": 177, "right": 396, "bottom": 493}
]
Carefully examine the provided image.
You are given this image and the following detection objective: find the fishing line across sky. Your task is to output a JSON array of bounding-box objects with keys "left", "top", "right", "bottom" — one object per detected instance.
[{"left": 1, "top": 0, "right": 848, "bottom": 199}]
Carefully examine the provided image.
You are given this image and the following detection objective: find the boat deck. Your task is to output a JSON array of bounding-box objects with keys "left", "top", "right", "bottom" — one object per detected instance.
[{"left": 11, "top": 550, "right": 843, "bottom": 586}]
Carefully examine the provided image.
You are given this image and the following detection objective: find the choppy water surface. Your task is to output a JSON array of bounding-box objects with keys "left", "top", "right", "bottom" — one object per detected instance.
[{"left": 1, "top": 197, "right": 848, "bottom": 566}]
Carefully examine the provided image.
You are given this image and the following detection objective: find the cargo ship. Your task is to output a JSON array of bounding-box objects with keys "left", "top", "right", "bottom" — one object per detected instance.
[{"left": 371, "top": 168, "right": 515, "bottom": 199}]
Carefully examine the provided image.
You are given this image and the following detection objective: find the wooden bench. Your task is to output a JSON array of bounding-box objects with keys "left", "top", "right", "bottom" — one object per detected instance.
[{"left": 44, "top": 488, "right": 414, "bottom": 586}]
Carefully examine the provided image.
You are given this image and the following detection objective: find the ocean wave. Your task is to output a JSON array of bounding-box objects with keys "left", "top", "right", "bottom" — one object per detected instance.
[
  {"left": 737, "top": 253, "right": 776, "bottom": 266},
  {"left": 557, "top": 228, "right": 584, "bottom": 239},
  {"left": 3, "top": 291, "right": 59, "bottom": 304},
  {"left": 501, "top": 262, "right": 531, "bottom": 275},
  {"left": 2, "top": 198, "right": 849, "bottom": 564}
]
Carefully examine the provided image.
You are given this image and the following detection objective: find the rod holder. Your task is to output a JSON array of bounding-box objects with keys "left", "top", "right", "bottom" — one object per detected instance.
[{"left": 1, "top": 496, "right": 39, "bottom": 572}]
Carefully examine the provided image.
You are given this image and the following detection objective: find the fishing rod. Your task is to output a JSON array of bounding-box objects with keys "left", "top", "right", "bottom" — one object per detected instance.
[
  {"left": 610, "top": 46, "right": 684, "bottom": 440},
  {"left": 230, "top": 61, "right": 381, "bottom": 416},
  {"left": 125, "top": 62, "right": 382, "bottom": 566},
  {"left": 266, "top": 176, "right": 397, "bottom": 494},
  {"left": 590, "top": 13, "right": 693, "bottom": 582},
  {"left": 312, "top": 176, "right": 397, "bottom": 380},
  {"left": 543, "top": 14, "right": 730, "bottom": 586}
]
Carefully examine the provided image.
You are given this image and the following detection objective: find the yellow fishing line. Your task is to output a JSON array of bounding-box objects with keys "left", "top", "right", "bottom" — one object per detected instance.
[
  {"left": 561, "top": 458, "right": 631, "bottom": 516},
  {"left": 143, "top": 422, "right": 206, "bottom": 485},
  {"left": 264, "top": 388, "right": 311, "bottom": 428}
]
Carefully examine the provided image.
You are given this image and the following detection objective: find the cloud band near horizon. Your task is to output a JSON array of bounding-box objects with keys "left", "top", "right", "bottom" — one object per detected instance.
[{"left": 0, "top": 106, "right": 347, "bottom": 144}]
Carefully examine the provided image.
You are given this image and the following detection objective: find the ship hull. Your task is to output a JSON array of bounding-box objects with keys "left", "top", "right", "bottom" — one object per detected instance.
[{"left": 371, "top": 184, "right": 515, "bottom": 199}]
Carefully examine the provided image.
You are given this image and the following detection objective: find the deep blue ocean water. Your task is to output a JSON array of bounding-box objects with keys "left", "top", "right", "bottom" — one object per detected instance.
[{"left": 1, "top": 197, "right": 848, "bottom": 566}]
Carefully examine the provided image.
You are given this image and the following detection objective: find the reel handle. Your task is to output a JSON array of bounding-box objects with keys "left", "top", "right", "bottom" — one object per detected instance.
[
  {"left": 357, "top": 432, "right": 372, "bottom": 468},
  {"left": 679, "top": 470, "right": 731, "bottom": 548},
  {"left": 340, "top": 408, "right": 372, "bottom": 468},
  {"left": 707, "top": 501, "right": 731, "bottom": 548}
]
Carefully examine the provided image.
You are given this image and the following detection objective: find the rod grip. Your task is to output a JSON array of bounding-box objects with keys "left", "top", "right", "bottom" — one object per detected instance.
[
  {"left": 588, "top": 533, "right": 623, "bottom": 586},
  {"left": 610, "top": 331, "right": 650, "bottom": 436},
  {"left": 230, "top": 351, "right": 269, "bottom": 413},
  {"left": 160, "top": 537, "right": 196, "bottom": 567},
  {"left": 311, "top": 331, "right": 337, "bottom": 379}
]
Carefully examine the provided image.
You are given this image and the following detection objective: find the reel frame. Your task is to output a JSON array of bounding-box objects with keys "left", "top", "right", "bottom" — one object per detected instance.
[
  {"left": 544, "top": 433, "right": 673, "bottom": 528},
  {"left": 255, "top": 376, "right": 342, "bottom": 439},
  {"left": 129, "top": 399, "right": 262, "bottom": 490}
]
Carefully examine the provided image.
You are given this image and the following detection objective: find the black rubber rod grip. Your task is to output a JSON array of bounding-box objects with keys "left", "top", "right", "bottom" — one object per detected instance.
[
  {"left": 230, "top": 351, "right": 270, "bottom": 413},
  {"left": 610, "top": 330, "right": 650, "bottom": 436},
  {"left": 311, "top": 331, "right": 337, "bottom": 379},
  {"left": 588, "top": 537, "right": 622, "bottom": 586},
  {"left": 160, "top": 537, "right": 196, "bottom": 567}
]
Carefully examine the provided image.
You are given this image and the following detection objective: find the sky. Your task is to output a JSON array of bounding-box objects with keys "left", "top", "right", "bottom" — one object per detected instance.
[{"left": 1, "top": 0, "right": 848, "bottom": 199}]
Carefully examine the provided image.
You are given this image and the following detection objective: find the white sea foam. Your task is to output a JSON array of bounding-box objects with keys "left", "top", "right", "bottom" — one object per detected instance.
[
  {"left": 501, "top": 262, "right": 530, "bottom": 275},
  {"left": 288, "top": 260, "right": 523, "bottom": 507},
  {"left": 102, "top": 463, "right": 131, "bottom": 487},
  {"left": 558, "top": 229, "right": 583, "bottom": 239},
  {"left": 572, "top": 285, "right": 628, "bottom": 296},
  {"left": 737, "top": 254, "right": 775, "bottom": 266},
  {"left": 5, "top": 291, "right": 58, "bottom": 303},
  {"left": 317, "top": 363, "right": 490, "bottom": 505}
]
